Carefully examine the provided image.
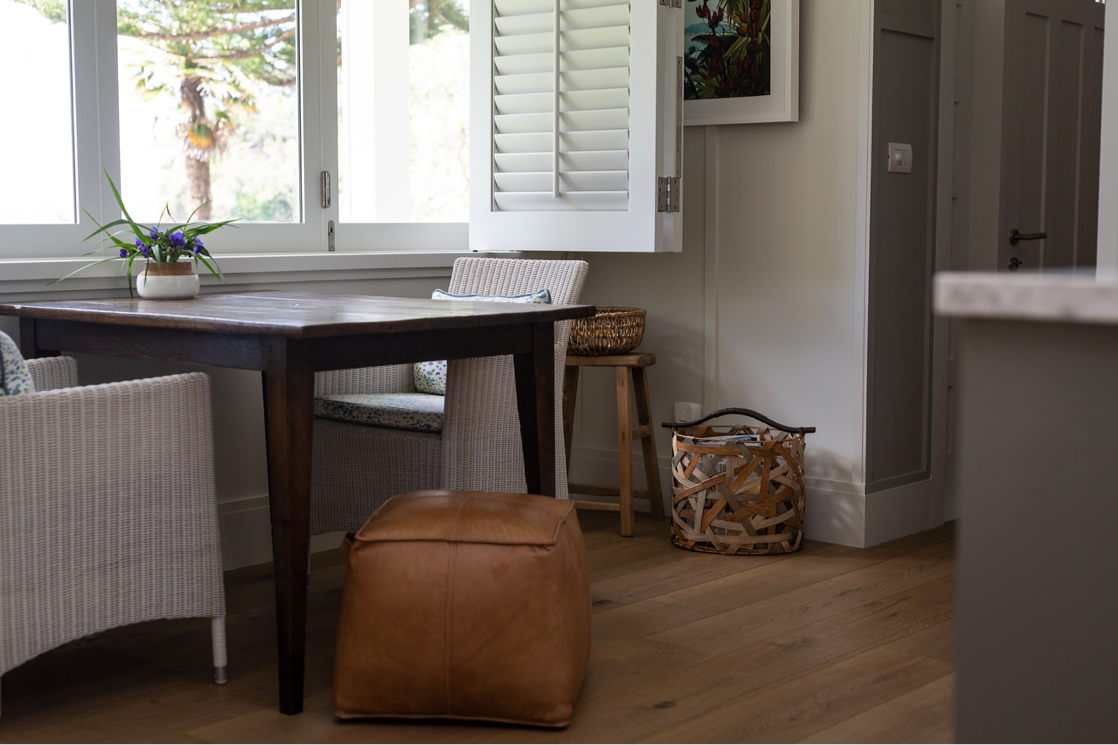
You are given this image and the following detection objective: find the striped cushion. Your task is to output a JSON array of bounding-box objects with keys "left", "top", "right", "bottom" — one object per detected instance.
[{"left": 314, "top": 393, "right": 444, "bottom": 434}]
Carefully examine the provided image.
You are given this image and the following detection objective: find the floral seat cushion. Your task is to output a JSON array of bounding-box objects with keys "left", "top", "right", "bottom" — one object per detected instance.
[
  {"left": 0, "top": 331, "right": 35, "bottom": 396},
  {"left": 413, "top": 288, "right": 552, "bottom": 395},
  {"left": 314, "top": 392, "right": 444, "bottom": 434}
]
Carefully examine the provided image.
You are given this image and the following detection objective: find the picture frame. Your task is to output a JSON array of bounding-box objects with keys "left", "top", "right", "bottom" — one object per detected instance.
[{"left": 683, "top": 0, "right": 800, "bottom": 126}]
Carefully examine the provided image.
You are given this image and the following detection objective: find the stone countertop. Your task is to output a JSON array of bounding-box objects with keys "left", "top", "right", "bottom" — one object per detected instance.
[{"left": 934, "top": 270, "right": 1118, "bottom": 325}]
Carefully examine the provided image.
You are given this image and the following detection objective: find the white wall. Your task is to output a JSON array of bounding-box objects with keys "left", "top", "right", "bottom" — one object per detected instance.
[{"left": 571, "top": 0, "right": 876, "bottom": 547}]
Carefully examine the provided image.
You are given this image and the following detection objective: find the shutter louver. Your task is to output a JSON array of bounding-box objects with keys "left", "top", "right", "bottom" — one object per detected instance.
[{"left": 490, "top": 0, "right": 631, "bottom": 212}]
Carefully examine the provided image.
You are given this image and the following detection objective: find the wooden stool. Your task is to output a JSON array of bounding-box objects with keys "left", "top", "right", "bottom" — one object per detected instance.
[{"left": 562, "top": 352, "right": 666, "bottom": 536}]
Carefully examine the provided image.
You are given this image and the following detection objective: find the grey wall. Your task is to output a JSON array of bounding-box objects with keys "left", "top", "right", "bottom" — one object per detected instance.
[{"left": 867, "top": 0, "right": 940, "bottom": 487}]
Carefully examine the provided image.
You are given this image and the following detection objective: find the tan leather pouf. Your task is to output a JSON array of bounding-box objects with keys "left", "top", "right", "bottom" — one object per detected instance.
[{"left": 334, "top": 489, "right": 592, "bottom": 727}]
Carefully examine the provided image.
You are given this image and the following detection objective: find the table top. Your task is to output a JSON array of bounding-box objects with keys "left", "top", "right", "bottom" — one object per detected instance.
[{"left": 0, "top": 291, "right": 596, "bottom": 339}]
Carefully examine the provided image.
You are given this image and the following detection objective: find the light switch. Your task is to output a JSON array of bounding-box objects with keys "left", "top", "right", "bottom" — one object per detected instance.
[{"left": 888, "top": 142, "right": 913, "bottom": 173}]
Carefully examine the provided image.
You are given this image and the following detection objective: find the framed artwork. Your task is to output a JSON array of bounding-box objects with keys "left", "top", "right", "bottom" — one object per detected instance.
[{"left": 683, "top": 0, "right": 800, "bottom": 126}]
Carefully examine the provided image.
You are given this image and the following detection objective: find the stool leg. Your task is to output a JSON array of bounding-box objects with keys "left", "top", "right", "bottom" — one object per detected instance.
[
  {"left": 562, "top": 365, "right": 580, "bottom": 470},
  {"left": 631, "top": 366, "right": 666, "bottom": 522},
  {"left": 616, "top": 366, "right": 634, "bottom": 537}
]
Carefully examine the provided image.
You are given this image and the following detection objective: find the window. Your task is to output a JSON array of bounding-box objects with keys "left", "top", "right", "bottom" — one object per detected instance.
[
  {"left": 0, "top": 0, "right": 680, "bottom": 262},
  {"left": 0, "top": 0, "right": 75, "bottom": 226}
]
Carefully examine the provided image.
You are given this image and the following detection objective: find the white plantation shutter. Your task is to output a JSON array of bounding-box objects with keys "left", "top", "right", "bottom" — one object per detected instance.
[{"left": 470, "top": 0, "right": 683, "bottom": 253}]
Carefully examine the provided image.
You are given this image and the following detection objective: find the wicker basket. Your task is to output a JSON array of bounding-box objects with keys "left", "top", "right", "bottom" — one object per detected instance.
[
  {"left": 567, "top": 307, "right": 646, "bottom": 356},
  {"left": 665, "top": 408, "right": 815, "bottom": 556}
]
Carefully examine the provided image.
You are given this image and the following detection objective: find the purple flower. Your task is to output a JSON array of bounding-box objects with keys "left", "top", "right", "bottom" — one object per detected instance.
[
  {"left": 148, "top": 227, "right": 160, "bottom": 240},
  {"left": 169, "top": 231, "right": 185, "bottom": 247},
  {"left": 194, "top": 237, "right": 204, "bottom": 249},
  {"left": 140, "top": 245, "right": 150, "bottom": 257},
  {"left": 119, "top": 248, "right": 128, "bottom": 258},
  {"left": 191, "top": 237, "right": 204, "bottom": 255},
  {"left": 134, "top": 238, "right": 145, "bottom": 248}
]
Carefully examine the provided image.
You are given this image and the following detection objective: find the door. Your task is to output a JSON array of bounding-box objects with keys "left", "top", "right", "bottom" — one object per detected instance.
[{"left": 1002, "top": 0, "right": 1104, "bottom": 272}]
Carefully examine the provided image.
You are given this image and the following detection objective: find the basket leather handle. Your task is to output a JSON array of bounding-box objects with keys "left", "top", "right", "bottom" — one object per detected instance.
[{"left": 662, "top": 407, "right": 816, "bottom": 436}]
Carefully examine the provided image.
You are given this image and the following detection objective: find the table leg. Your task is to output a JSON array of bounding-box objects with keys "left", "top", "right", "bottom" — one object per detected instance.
[
  {"left": 260, "top": 338, "right": 314, "bottom": 715},
  {"left": 513, "top": 322, "right": 556, "bottom": 497},
  {"left": 17, "top": 318, "right": 61, "bottom": 358}
]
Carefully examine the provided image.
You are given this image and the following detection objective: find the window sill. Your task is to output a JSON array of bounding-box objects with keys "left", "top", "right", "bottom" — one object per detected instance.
[{"left": 0, "top": 250, "right": 476, "bottom": 298}]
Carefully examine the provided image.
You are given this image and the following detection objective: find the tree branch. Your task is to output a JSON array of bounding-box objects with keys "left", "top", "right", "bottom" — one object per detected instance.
[
  {"left": 198, "top": 28, "right": 296, "bottom": 61},
  {"left": 122, "top": 13, "right": 295, "bottom": 43}
]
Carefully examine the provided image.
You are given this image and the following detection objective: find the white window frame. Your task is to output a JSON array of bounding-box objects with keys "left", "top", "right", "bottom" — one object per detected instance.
[{"left": 0, "top": 0, "right": 470, "bottom": 263}]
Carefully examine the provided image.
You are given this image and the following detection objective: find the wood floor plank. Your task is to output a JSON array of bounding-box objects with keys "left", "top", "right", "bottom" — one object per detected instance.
[
  {"left": 884, "top": 618, "right": 955, "bottom": 665},
  {"left": 798, "top": 672, "right": 955, "bottom": 744},
  {"left": 0, "top": 519, "right": 957, "bottom": 744},
  {"left": 546, "top": 576, "right": 955, "bottom": 743},
  {"left": 649, "top": 648, "right": 953, "bottom": 743},
  {"left": 589, "top": 544, "right": 903, "bottom": 651},
  {"left": 649, "top": 539, "right": 955, "bottom": 654}
]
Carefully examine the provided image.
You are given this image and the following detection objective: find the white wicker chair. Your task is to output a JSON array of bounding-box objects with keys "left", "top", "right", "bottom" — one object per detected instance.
[
  {"left": 0, "top": 357, "right": 227, "bottom": 715},
  {"left": 311, "top": 257, "right": 589, "bottom": 534}
]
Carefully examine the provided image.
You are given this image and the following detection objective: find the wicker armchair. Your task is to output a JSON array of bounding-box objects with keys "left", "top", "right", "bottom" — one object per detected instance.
[
  {"left": 0, "top": 357, "right": 227, "bottom": 715},
  {"left": 311, "top": 257, "right": 589, "bottom": 534}
]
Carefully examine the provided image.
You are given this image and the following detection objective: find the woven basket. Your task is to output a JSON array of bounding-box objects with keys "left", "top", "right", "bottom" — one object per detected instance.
[
  {"left": 567, "top": 307, "right": 645, "bottom": 356},
  {"left": 665, "top": 408, "right": 815, "bottom": 556}
]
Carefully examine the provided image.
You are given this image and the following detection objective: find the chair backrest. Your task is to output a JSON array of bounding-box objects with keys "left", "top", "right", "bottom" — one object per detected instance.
[
  {"left": 447, "top": 257, "right": 588, "bottom": 307},
  {"left": 441, "top": 258, "right": 589, "bottom": 500}
]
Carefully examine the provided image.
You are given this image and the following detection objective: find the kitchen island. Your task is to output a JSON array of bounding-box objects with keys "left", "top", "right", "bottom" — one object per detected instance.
[{"left": 936, "top": 271, "right": 1118, "bottom": 743}]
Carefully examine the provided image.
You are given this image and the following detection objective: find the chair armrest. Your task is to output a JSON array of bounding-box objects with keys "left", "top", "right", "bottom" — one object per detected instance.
[
  {"left": 26, "top": 356, "right": 79, "bottom": 391},
  {"left": 0, "top": 373, "right": 215, "bottom": 487},
  {"left": 0, "top": 372, "right": 223, "bottom": 672}
]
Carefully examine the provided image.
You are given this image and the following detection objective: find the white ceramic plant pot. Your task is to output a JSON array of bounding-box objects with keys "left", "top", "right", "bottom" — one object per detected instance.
[{"left": 136, "top": 261, "right": 200, "bottom": 300}]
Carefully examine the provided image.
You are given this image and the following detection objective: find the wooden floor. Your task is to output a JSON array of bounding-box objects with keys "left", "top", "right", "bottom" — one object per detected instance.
[{"left": 0, "top": 513, "right": 956, "bottom": 743}]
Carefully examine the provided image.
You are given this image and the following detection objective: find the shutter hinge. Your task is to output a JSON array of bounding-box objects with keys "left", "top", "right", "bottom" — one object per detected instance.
[
  {"left": 320, "top": 170, "right": 332, "bottom": 208},
  {"left": 657, "top": 176, "right": 681, "bottom": 213},
  {"left": 659, "top": 0, "right": 682, "bottom": 7}
]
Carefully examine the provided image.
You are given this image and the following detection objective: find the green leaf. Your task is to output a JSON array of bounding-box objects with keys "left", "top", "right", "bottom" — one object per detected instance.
[
  {"left": 48, "top": 254, "right": 129, "bottom": 285},
  {"left": 194, "top": 254, "right": 225, "bottom": 283},
  {"left": 103, "top": 168, "right": 147, "bottom": 244},
  {"left": 80, "top": 217, "right": 142, "bottom": 243}
]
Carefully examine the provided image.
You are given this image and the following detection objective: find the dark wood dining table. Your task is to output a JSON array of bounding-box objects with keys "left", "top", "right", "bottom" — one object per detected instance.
[{"left": 0, "top": 290, "right": 595, "bottom": 715}]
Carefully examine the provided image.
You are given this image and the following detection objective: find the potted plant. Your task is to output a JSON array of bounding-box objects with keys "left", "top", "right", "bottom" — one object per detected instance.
[{"left": 57, "top": 170, "right": 234, "bottom": 299}]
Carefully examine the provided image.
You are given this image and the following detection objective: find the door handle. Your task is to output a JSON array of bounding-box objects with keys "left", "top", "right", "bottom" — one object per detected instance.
[{"left": 1009, "top": 229, "right": 1047, "bottom": 245}]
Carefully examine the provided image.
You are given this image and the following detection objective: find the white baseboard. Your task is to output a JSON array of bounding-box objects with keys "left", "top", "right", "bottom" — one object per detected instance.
[
  {"left": 864, "top": 478, "right": 942, "bottom": 547},
  {"left": 803, "top": 477, "right": 868, "bottom": 547},
  {"left": 216, "top": 495, "right": 346, "bottom": 571}
]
